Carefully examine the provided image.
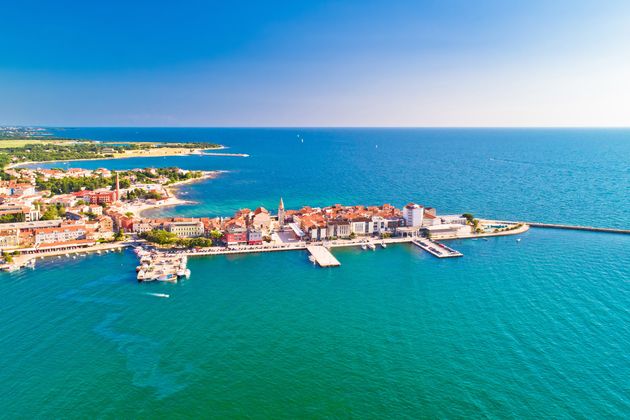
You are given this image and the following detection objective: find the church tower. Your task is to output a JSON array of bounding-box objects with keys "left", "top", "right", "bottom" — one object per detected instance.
[{"left": 277, "top": 197, "right": 285, "bottom": 227}]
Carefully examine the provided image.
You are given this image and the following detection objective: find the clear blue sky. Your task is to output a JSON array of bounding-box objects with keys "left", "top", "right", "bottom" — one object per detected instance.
[{"left": 1, "top": 0, "right": 629, "bottom": 127}]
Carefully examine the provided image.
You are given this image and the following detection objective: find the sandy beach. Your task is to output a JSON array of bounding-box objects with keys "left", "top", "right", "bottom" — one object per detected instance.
[
  {"left": 123, "top": 170, "right": 225, "bottom": 218},
  {"left": 7, "top": 145, "right": 227, "bottom": 169}
]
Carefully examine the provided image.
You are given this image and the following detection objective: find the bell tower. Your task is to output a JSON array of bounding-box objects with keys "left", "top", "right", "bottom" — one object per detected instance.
[{"left": 277, "top": 197, "right": 285, "bottom": 227}]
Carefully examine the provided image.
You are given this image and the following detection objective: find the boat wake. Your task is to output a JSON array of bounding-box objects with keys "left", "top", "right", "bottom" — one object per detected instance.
[{"left": 146, "top": 292, "right": 170, "bottom": 298}]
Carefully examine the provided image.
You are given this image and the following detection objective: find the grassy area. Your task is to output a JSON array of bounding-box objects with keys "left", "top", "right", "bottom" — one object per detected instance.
[{"left": 0, "top": 139, "right": 76, "bottom": 148}]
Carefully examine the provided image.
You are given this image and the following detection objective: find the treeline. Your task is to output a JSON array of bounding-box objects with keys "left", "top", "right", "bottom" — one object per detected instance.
[
  {"left": 127, "top": 167, "right": 203, "bottom": 185},
  {"left": 0, "top": 213, "right": 25, "bottom": 223},
  {"left": 139, "top": 229, "right": 216, "bottom": 248},
  {"left": 36, "top": 176, "right": 113, "bottom": 195},
  {"left": 125, "top": 188, "right": 163, "bottom": 201},
  {"left": 6, "top": 143, "right": 130, "bottom": 165}
]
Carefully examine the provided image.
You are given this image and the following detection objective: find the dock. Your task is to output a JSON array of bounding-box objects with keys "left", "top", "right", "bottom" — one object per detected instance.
[
  {"left": 306, "top": 245, "right": 341, "bottom": 267},
  {"left": 412, "top": 238, "right": 463, "bottom": 258}
]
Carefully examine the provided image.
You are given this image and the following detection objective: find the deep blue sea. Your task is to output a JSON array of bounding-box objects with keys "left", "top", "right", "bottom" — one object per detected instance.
[{"left": 3, "top": 128, "right": 629, "bottom": 418}]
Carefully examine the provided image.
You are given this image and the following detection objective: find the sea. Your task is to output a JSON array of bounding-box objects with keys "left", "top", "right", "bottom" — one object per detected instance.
[{"left": 2, "top": 128, "right": 629, "bottom": 418}]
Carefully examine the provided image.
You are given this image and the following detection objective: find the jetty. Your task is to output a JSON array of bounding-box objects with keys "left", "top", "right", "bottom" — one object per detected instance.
[
  {"left": 412, "top": 238, "right": 463, "bottom": 258},
  {"left": 493, "top": 221, "right": 629, "bottom": 235},
  {"left": 306, "top": 245, "right": 341, "bottom": 267}
]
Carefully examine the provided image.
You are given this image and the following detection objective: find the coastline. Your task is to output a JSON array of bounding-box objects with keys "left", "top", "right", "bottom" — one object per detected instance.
[
  {"left": 133, "top": 170, "right": 225, "bottom": 218},
  {"left": 6, "top": 145, "right": 227, "bottom": 169}
]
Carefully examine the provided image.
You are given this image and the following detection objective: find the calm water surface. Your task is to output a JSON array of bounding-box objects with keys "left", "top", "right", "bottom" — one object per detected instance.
[{"left": 3, "top": 128, "right": 629, "bottom": 418}]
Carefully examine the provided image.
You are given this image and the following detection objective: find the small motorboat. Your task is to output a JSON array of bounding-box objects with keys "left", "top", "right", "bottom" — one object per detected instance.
[
  {"left": 147, "top": 293, "right": 170, "bottom": 298},
  {"left": 381, "top": 242, "right": 387, "bottom": 248},
  {"left": 157, "top": 273, "right": 177, "bottom": 283},
  {"left": 361, "top": 244, "right": 367, "bottom": 250},
  {"left": 308, "top": 255, "right": 316, "bottom": 264}
]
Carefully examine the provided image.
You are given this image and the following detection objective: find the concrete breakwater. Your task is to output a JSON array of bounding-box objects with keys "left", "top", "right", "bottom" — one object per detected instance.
[{"left": 495, "top": 221, "right": 629, "bottom": 235}]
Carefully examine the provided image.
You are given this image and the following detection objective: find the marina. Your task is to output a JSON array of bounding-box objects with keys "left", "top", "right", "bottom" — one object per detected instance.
[{"left": 134, "top": 247, "right": 190, "bottom": 282}]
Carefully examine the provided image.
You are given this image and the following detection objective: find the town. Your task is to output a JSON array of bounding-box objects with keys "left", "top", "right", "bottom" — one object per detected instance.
[{"left": 0, "top": 164, "right": 528, "bottom": 275}]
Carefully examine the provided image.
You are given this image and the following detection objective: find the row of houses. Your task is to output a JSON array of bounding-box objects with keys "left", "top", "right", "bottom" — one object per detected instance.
[
  {"left": 283, "top": 201, "right": 470, "bottom": 241},
  {"left": 0, "top": 216, "right": 115, "bottom": 251}
]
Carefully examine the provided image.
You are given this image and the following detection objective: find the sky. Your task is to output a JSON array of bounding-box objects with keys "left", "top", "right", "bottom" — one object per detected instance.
[{"left": 1, "top": 0, "right": 630, "bottom": 127}]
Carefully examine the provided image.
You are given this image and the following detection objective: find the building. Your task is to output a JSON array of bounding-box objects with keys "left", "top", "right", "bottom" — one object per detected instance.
[
  {"left": 251, "top": 207, "right": 271, "bottom": 230},
  {"left": 403, "top": 203, "right": 424, "bottom": 227},
  {"left": 34, "top": 225, "right": 87, "bottom": 245},
  {"left": 89, "top": 191, "right": 117, "bottom": 205},
  {"left": 247, "top": 228, "right": 263, "bottom": 245},
  {"left": 349, "top": 217, "right": 373, "bottom": 235},
  {"left": 0, "top": 229, "right": 20, "bottom": 249},
  {"left": 97, "top": 216, "right": 114, "bottom": 233},
  {"left": 224, "top": 224, "right": 248, "bottom": 246},
  {"left": 277, "top": 197, "right": 285, "bottom": 227},
  {"left": 326, "top": 220, "right": 351, "bottom": 238},
  {"left": 0, "top": 203, "right": 39, "bottom": 222},
  {"left": 165, "top": 220, "right": 205, "bottom": 238}
]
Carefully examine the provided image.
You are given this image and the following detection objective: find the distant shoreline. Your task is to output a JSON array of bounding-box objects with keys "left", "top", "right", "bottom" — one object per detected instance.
[{"left": 7, "top": 145, "right": 227, "bottom": 169}]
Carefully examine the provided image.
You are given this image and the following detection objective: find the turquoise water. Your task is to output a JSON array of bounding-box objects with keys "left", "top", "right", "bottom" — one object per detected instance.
[{"left": 3, "top": 128, "right": 630, "bottom": 417}]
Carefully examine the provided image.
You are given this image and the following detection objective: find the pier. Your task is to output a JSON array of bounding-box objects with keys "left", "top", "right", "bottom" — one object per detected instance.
[
  {"left": 492, "top": 221, "right": 629, "bottom": 235},
  {"left": 306, "top": 245, "right": 341, "bottom": 267},
  {"left": 412, "top": 238, "right": 463, "bottom": 258}
]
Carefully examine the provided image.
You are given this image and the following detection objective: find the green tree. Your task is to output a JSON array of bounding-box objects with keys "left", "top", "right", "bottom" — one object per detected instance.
[{"left": 113, "top": 229, "right": 126, "bottom": 241}]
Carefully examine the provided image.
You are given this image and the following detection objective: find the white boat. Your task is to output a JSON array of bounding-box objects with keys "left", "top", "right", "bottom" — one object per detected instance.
[
  {"left": 5, "top": 265, "right": 19, "bottom": 273},
  {"left": 361, "top": 244, "right": 367, "bottom": 250},
  {"left": 176, "top": 268, "right": 186, "bottom": 277},
  {"left": 147, "top": 293, "right": 169, "bottom": 298},
  {"left": 308, "top": 255, "right": 316, "bottom": 264},
  {"left": 368, "top": 243, "right": 376, "bottom": 251},
  {"left": 381, "top": 242, "right": 387, "bottom": 248},
  {"left": 516, "top": 238, "right": 522, "bottom": 242},
  {"left": 157, "top": 273, "right": 177, "bottom": 283},
  {"left": 184, "top": 269, "right": 191, "bottom": 279}
]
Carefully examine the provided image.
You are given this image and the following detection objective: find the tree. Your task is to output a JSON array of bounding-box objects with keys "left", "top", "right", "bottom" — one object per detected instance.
[
  {"left": 140, "top": 229, "right": 178, "bottom": 245},
  {"left": 41, "top": 206, "right": 60, "bottom": 220},
  {"left": 462, "top": 213, "right": 474, "bottom": 223},
  {"left": 113, "top": 229, "right": 126, "bottom": 241}
]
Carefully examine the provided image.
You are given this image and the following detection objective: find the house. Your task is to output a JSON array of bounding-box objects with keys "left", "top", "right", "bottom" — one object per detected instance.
[
  {"left": 164, "top": 220, "right": 205, "bottom": 238},
  {"left": 247, "top": 228, "right": 263, "bottom": 245}
]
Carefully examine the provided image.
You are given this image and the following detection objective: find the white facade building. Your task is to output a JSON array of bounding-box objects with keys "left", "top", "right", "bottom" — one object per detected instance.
[{"left": 403, "top": 203, "right": 424, "bottom": 227}]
